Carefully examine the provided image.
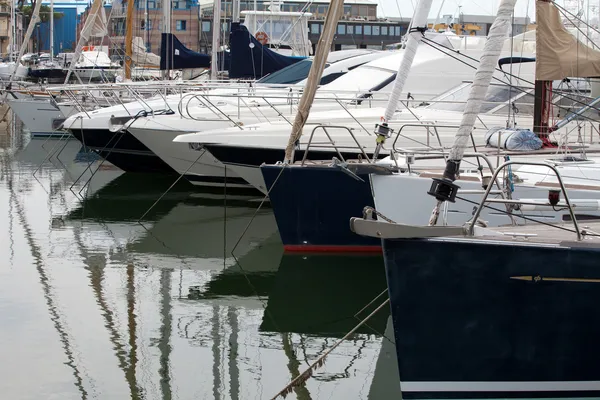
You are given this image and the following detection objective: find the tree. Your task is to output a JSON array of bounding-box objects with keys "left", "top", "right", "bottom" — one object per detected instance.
[{"left": 20, "top": 4, "right": 64, "bottom": 24}]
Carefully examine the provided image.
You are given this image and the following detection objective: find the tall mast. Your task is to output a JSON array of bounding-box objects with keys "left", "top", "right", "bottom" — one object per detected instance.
[
  {"left": 282, "top": 0, "right": 345, "bottom": 162},
  {"left": 145, "top": 0, "right": 149, "bottom": 49},
  {"left": 162, "top": 0, "right": 171, "bottom": 77},
  {"left": 125, "top": 0, "right": 135, "bottom": 80},
  {"left": 373, "top": 0, "right": 434, "bottom": 159},
  {"left": 9, "top": 0, "right": 15, "bottom": 62},
  {"left": 64, "top": 0, "right": 105, "bottom": 83},
  {"left": 210, "top": 0, "right": 221, "bottom": 80},
  {"left": 8, "top": 0, "right": 43, "bottom": 82},
  {"left": 50, "top": 0, "right": 54, "bottom": 61},
  {"left": 428, "top": 0, "right": 518, "bottom": 224}
]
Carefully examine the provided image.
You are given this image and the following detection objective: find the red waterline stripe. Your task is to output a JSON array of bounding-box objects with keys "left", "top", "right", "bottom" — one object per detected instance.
[{"left": 284, "top": 244, "right": 382, "bottom": 253}]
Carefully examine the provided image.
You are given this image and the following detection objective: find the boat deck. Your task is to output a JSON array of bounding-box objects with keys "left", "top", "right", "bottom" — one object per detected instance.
[{"left": 470, "top": 219, "right": 600, "bottom": 249}]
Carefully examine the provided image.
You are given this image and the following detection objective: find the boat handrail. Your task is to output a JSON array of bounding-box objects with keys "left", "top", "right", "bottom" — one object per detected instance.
[
  {"left": 468, "top": 160, "right": 582, "bottom": 240},
  {"left": 300, "top": 125, "right": 370, "bottom": 165}
]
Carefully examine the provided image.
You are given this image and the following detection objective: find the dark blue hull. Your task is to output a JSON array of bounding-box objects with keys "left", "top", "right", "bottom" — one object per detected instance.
[
  {"left": 383, "top": 237, "right": 600, "bottom": 399},
  {"left": 70, "top": 128, "right": 176, "bottom": 174},
  {"left": 261, "top": 164, "right": 380, "bottom": 252}
]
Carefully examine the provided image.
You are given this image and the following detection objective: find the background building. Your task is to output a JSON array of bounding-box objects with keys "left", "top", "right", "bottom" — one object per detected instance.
[
  {"left": 37, "top": 1, "right": 85, "bottom": 54},
  {"left": 198, "top": 0, "right": 409, "bottom": 53}
]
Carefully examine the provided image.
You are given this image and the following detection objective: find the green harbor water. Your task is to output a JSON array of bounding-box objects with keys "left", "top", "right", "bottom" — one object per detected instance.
[{"left": 0, "top": 111, "right": 399, "bottom": 400}]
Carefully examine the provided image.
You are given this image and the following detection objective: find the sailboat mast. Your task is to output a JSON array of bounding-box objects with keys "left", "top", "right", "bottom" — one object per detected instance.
[
  {"left": 64, "top": 0, "right": 104, "bottom": 83},
  {"left": 428, "top": 0, "right": 517, "bottom": 222},
  {"left": 443, "top": 0, "right": 517, "bottom": 179},
  {"left": 125, "top": 0, "right": 135, "bottom": 79},
  {"left": 373, "top": 0, "right": 434, "bottom": 158},
  {"left": 9, "top": 0, "right": 14, "bottom": 62},
  {"left": 210, "top": 0, "right": 221, "bottom": 80},
  {"left": 282, "top": 0, "right": 345, "bottom": 162},
  {"left": 50, "top": 0, "right": 54, "bottom": 61}
]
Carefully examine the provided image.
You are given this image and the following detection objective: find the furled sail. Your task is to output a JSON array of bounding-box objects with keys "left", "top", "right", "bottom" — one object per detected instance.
[
  {"left": 89, "top": 5, "right": 108, "bottom": 38},
  {"left": 536, "top": 1, "right": 600, "bottom": 80},
  {"left": 132, "top": 37, "right": 160, "bottom": 67}
]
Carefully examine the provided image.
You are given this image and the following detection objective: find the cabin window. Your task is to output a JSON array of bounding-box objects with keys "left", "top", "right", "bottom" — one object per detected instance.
[
  {"left": 347, "top": 25, "right": 353, "bottom": 34},
  {"left": 257, "top": 60, "right": 330, "bottom": 85},
  {"left": 337, "top": 24, "right": 346, "bottom": 35},
  {"left": 372, "top": 25, "right": 380, "bottom": 35},
  {"left": 364, "top": 25, "right": 372, "bottom": 35},
  {"left": 355, "top": 25, "right": 362, "bottom": 34},
  {"left": 381, "top": 26, "right": 388, "bottom": 35},
  {"left": 140, "top": 19, "right": 145, "bottom": 30},
  {"left": 202, "top": 21, "right": 211, "bottom": 32},
  {"left": 176, "top": 20, "right": 187, "bottom": 31},
  {"left": 310, "top": 23, "right": 320, "bottom": 34},
  {"left": 395, "top": 26, "right": 401, "bottom": 36}
]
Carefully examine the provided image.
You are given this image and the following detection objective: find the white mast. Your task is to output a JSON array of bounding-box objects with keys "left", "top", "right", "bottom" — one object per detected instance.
[
  {"left": 210, "top": 0, "right": 221, "bottom": 80},
  {"left": 50, "top": 0, "right": 54, "bottom": 61},
  {"left": 8, "top": 0, "right": 43, "bottom": 82},
  {"left": 9, "top": 0, "right": 15, "bottom": 62},
  {"left": 373, "top": 0, "right": 434, "bottom": 158},
  {"left": 428, "top": 0, "right": 518, "bottom": 225}
]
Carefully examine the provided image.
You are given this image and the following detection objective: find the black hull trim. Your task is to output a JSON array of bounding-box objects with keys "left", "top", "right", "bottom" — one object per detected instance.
[
  {"left": 202, "top": 143, "right": 376, "bottom": 167},
  {"left": 185, "top": 174, "right": 249, "bottom": 186},
  {"left": 70, "top": 128, "right": 176, "bottom": 174}
]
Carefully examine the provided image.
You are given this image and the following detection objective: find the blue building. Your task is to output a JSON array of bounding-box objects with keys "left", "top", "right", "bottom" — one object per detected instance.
[{"left": 37, "top": 1, "right": 88, "bottom": 55}]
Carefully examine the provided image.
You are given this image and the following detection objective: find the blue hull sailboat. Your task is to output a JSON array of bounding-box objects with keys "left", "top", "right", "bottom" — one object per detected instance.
[{"left": 351, "top": 0, "right": 600, "bottom": 398}]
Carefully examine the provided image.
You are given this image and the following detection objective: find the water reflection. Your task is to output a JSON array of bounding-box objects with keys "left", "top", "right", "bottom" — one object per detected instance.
[{"left": 0, "top": 112, "right": 397, "bottom": 399}]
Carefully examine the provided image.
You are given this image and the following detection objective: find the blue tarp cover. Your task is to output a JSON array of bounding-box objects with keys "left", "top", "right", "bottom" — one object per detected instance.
[
  {"left": 228, "top": 22, "right": 305, "bottom": 79},
  {"left": 485, "top": 127, "right": 543, "bottom": 151},
  {"left": 160, "top": 33, "right": 211, "bottom": 70}
]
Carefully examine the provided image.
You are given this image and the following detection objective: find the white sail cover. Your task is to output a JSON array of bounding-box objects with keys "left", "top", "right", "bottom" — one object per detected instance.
[
  {"left": 89, "top": 5, "right": 108, "bottom": 37},
  {"left": 132, "top": 37, "right": 160, "bottom": 67},
  {"left": 537, "top": 1, "right": 600, "bottom": 80}
]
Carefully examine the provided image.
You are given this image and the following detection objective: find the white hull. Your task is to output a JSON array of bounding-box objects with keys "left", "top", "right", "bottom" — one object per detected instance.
[
  {"left": 72, "top": 67, "right": 120, "bottom": 81},
  {"left": 127, "top": 124, "right": 249, "bottom": 189},
  {"left": 7, "top": 97, "right": 65, "bottom": 136},
  {"left": 0, "top": 63, "right": 28, "bottom": 80},
  {"left": 370, "top": 165, "right": 600, "bottom": 228}
]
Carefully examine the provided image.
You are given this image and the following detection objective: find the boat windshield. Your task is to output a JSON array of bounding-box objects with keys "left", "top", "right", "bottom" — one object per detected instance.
[
  {"left": 427, "top": 82, "right": 534, "bottom": 114},
  {"left": 257, "top": 60, "right": 328, "bottom": 85}
]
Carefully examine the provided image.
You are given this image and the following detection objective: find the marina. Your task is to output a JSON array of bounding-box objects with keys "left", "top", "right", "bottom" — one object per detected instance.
[{"left": 2, "top": 0, "right": 600, "bottom": 398}]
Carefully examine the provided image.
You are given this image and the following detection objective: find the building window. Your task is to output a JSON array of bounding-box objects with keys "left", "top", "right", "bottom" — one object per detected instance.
[
  {"left": 381, "top": 26, "right": 388, "bottom": 35},
  {"left": 337, "top": 24, "right": 345, "bottom": 35},
  {"left": 176, "top": 20, "right": 187, "bottom": 30},
  {"left": 148, "top": 0, "right": 156, "bottom": 8},
  {"left": 310, "top": 23, "right": 320, "bottom": 34},
  {"left": 364, "top": 25, "right": 371, "bottom": 35},
  {"left": 343, "top": 5, "right": 351, "bottom": 15},
  {"left": 202, "top": 21, "right": 211, "bottom": 32},
  {"left": 395, "top": 26, "right": 401, "bottom": 36},
  {"left": 372, "top": 25, "right": 380, "bottom": 35},
  {"left": 173, "top": 0, "right": 189, "bottom": 9},
  {"left": 355, "top": 25, "right": 362, "bottom": 34},
  {"left": 318, "top": 5, "right": 327, "bottom": 14}
]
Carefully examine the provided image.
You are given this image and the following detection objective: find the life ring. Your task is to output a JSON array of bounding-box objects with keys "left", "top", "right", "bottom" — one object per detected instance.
[{"left": 255, "top": 31, "right": 269, "bottom": 45}]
